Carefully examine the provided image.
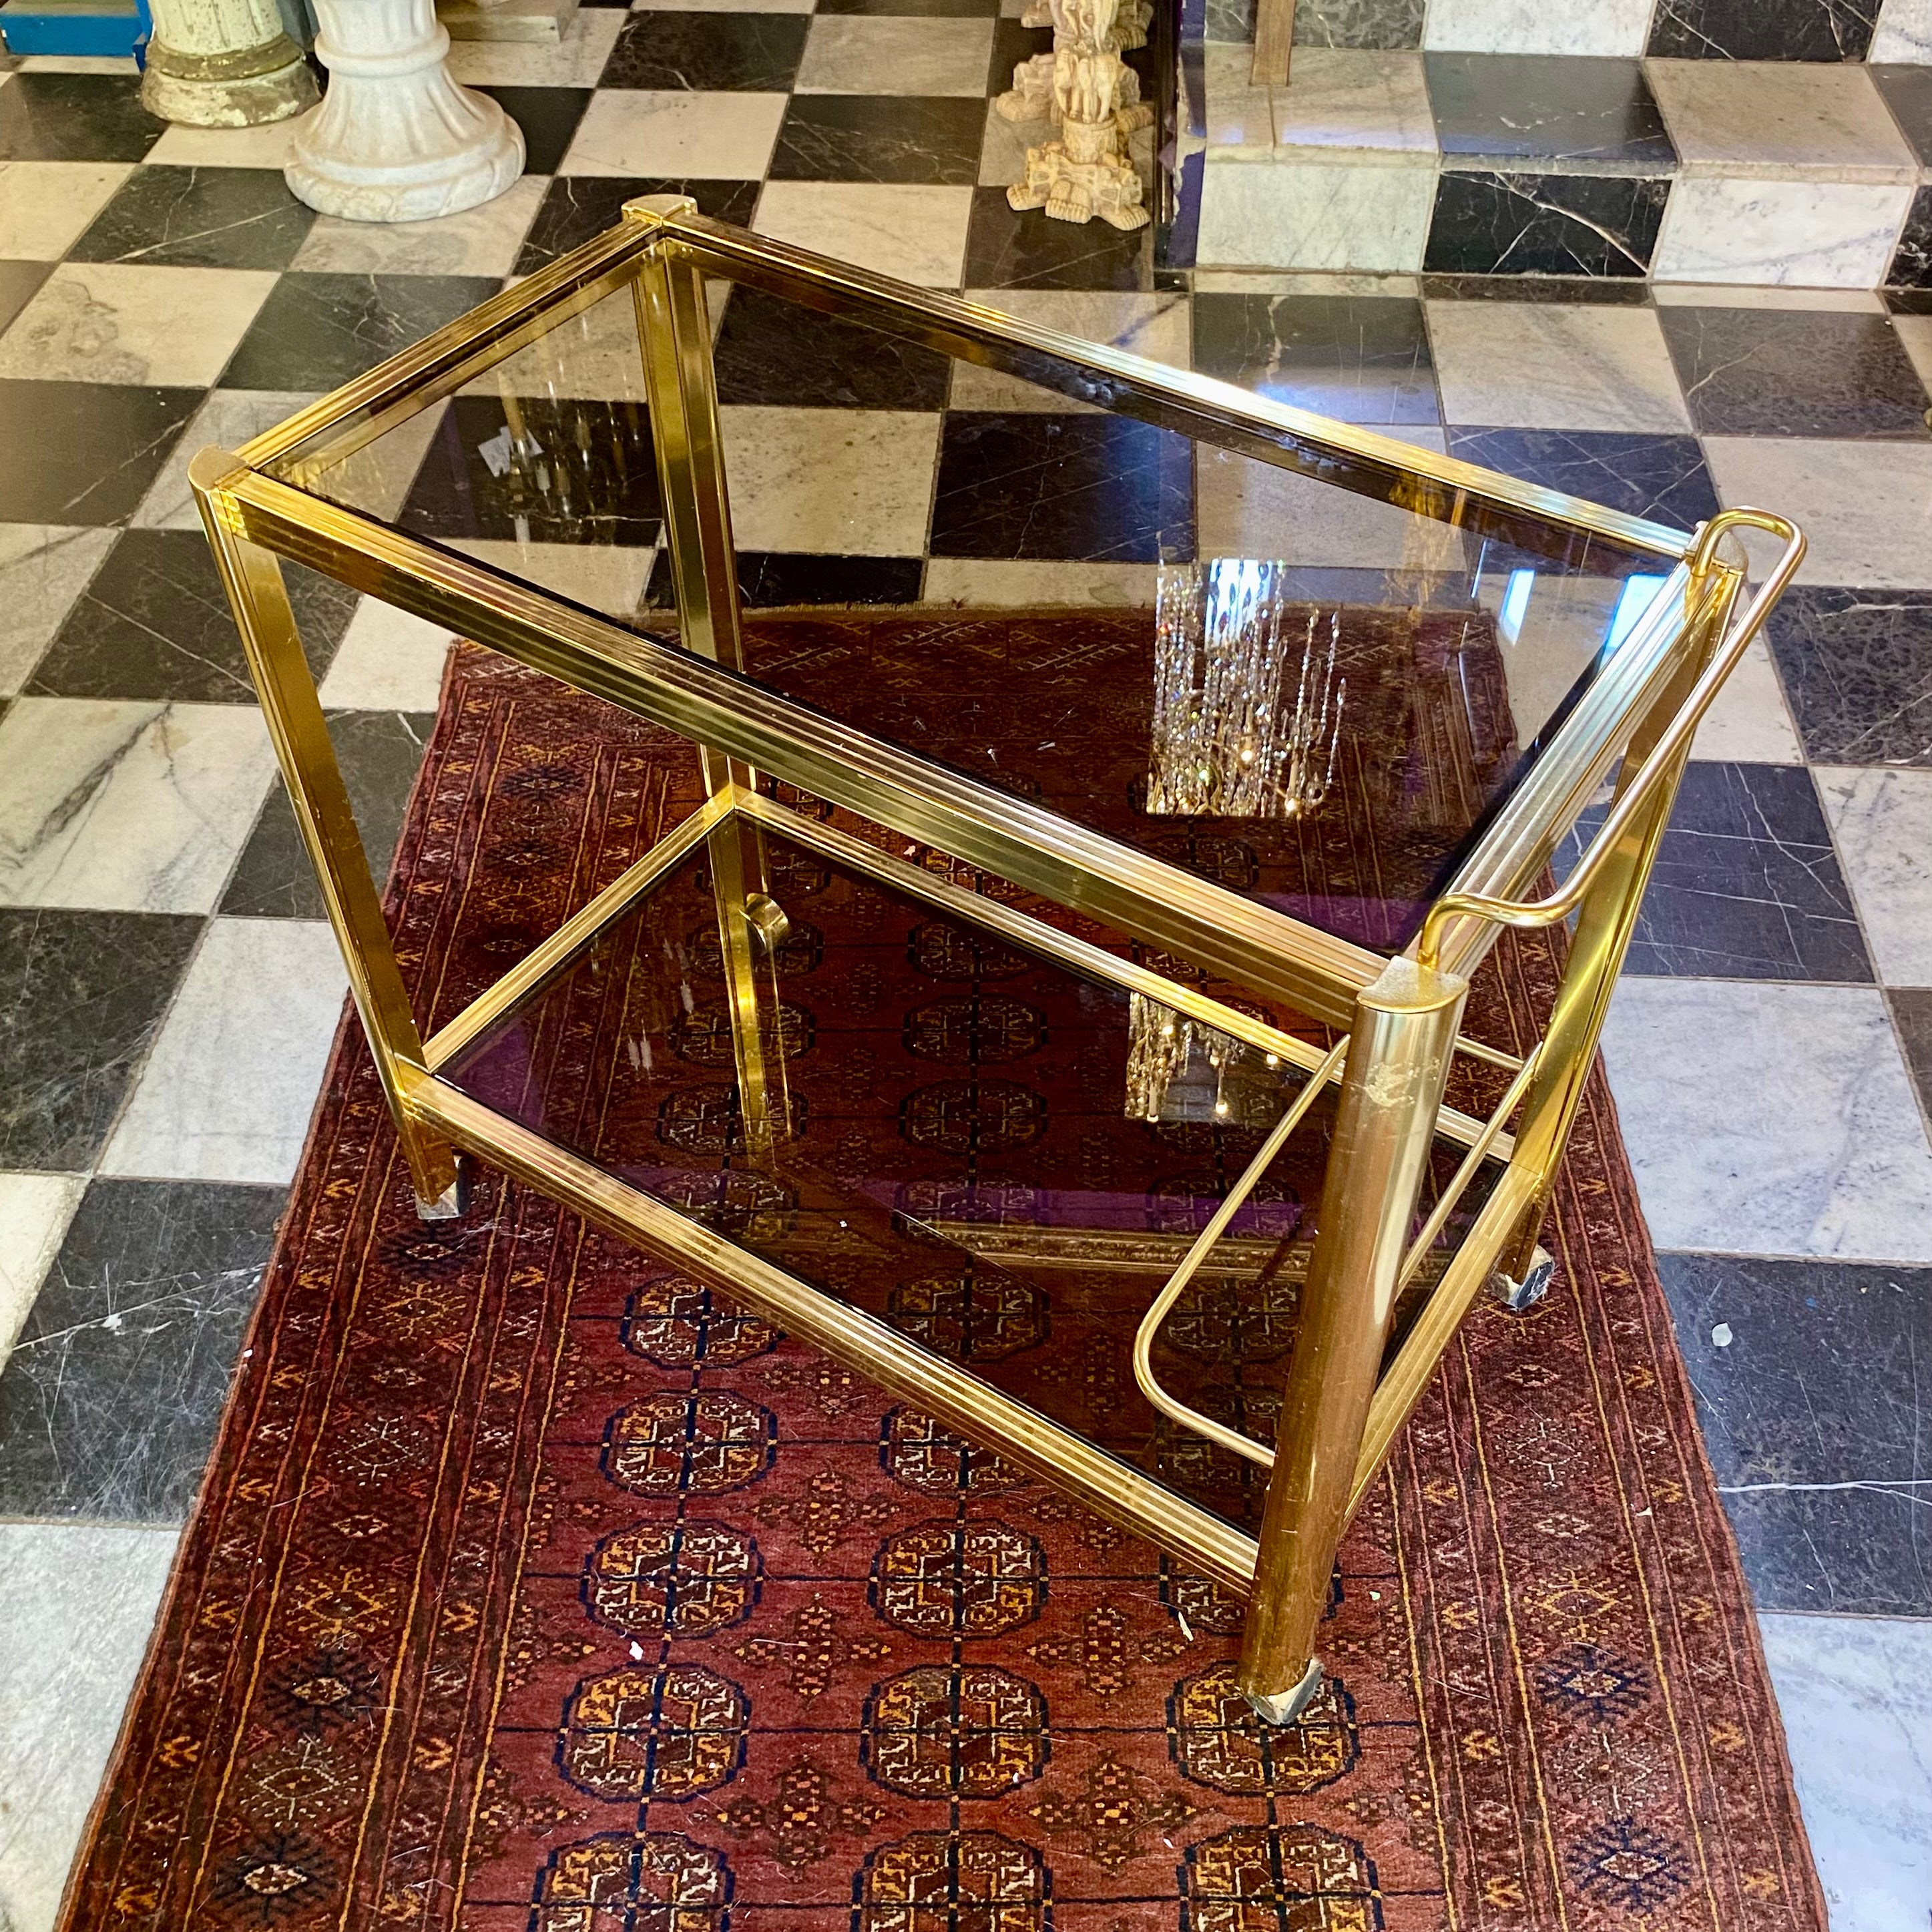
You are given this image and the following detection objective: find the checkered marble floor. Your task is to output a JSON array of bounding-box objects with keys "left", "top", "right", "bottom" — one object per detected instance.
[{"left": 3, "top": 15, "right": 1932, "bottom": 1931}]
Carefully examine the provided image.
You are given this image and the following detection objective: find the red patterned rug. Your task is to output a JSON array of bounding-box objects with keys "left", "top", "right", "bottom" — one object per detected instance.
[{"left": 63, "top": 626, "right": 1825, "bottom": 1932}]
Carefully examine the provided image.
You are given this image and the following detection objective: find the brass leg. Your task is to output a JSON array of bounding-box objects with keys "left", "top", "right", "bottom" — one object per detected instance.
[
  {"left": 1238, "top": 957, "right": 1467, "bottom": 1722},
  {"left": 193, "top": 453, "right": 458, "bottom": 1216}
]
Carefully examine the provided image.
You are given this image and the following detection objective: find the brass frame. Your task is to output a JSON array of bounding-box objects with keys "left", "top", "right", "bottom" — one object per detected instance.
[{"left": 192, "top": 195, "right": 1806, "bottom": 1726}]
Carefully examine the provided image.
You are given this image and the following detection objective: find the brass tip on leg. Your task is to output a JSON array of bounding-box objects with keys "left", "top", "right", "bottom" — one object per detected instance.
[
  {"left": 1244, "top": 1657, "right": 1322, "bottom": 1728},
  {"left": 413, "top": 1158, "right": 469, "bottom": 1222}
]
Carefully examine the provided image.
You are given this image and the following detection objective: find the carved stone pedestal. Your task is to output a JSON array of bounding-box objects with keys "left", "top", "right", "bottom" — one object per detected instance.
[
  {"left": 141, "top": 0, "right": 318, "bottom": 127},
  {"left": 1009, "top": 111, "right": 1150, "bottom": 230}
]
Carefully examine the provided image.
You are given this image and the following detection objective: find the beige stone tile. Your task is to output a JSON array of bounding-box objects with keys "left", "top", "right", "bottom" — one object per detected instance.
[
  {"left": 720, "top": 405, "right": 939, "bottom": 555},
  {"left": 794, "top": 16, "right": 995, "bottom": 96},
  {"left": 292, "top": 176, "right": 545, "bottom": 276},
  {"left": 753, "top": 181, "right": 974, "bottom": 288},
  {"left": 923, "top": 558, "right": 1158, "bottom": 605},
  {"left": 0, "top": 262, "right": 276, "bottom": 386},
  {"left": 1647, "top": 58, "right": 1917, "bottom": 181},
  {"left": 1271, "top": 49, "right": 1436, "bottom": 154},
  {"left": 1705, "top": 436, "right": 1932, "bottom": 587},
  {"left": 0, "top": 162, "right": 130, "bottom": 260},
  {"left": 561, "top": 88, "right": 786, "bottom": 177}
]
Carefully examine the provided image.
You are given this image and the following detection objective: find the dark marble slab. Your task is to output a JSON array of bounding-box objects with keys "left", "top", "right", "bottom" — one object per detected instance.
[
  {"left": 0, "top": 1178, "right": 284, "bottom": 1522},
  {"left": 1658, "top": 306, "right": 1931, "bottom": 438},
  {"left": 1202, "top": 0, "right": 1253, "bottom": 41},
  {"left": 1646, "top": 0, "right": 1877, "bottom": 60},
  {"left": 401, "top": 393, "right": 662, "bottom": 547},
  {"left": 648, "top": 549, "right": 925, "bottom": 608},
  {"left": 223, "top": 711, "right": 435, "bottom": 919},
  {"left": 1763, "top": 585, "right": 1932, "bottom": 766},
  {"left": 221, "top": 272, "right": 501, "bottom": 391},
  {"left": 29, "top": 530, "right": 354, "bottom": 704},
  {"left": 1884, "top": 284, "right": 1932, "bottom": 315},
  {"left": 1892, "top": 989, "right": 1932, "bottom": 1124},
  {"left": 0, "top": 909, "right": 202, "bottom": 1169},
  {"left": 1425, "top": 54, "right": 1674, "bottom": 170},
  {"left": 929, "top": 411, "right": 1192, "bottom": 561},
  {"left": 713, "top": 284, "right": 951, "bottom": 407},
  {"left": 0, "top": 258, "right": 51, "bottom": 336},
  {"left": 66, "top": 164, "right": 314, "bottom": 270},
  {"left": 1871, "top": 65, "right": 1932, "bottom": 169},
  {"left": 1291, "top": 0, "right": 1423, "bottom": 45},
  {"left": 770, "top": 93, "right": 987, "bottom": 184},
  {"left": 1886, "top": 182, "right": 1932, "bottom": 290},
  {"left": 0, "top": 73, "right": 166, "bottom": 161},
  {"left": 1191, "top": 291, "right": 1438, "bottom": 425},
  {"left": 0, "top": 379, "right": 202, "bottom": 526},
  {"left": 1658, "top": 1252, "right": 1930, "bottom": 1616},
  {"left": 512, "top": 176, "right": 759, "bottom": 275},
  {"left": 1425, "top": 171, "right": 1670, "bottom": 278},
  {"left": 1563, "top": 762, "right": 1871, "bottom": 981},
  {"left": 1444, "top": 427, "right": 1719, "bottom": 529},
  {"left": 963, "top": 184, "right": 1152, "bottom": 291},
  {"left": 598, "top": 11, "right": 808, "bottom": 89},
  {"left": 1420, "top": 272, "right": 1651, "bottom": 304},
  {"left": 475, "top": 86, "right": 593, "bottom": 176}
]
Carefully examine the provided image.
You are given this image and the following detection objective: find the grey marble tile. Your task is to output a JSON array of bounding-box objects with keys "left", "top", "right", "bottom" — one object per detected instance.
[
  {"left": 0, "top": 524, "right": 115, "bottom": 696},
  {"left": 752, "top": 179, "right": 975, "bottom": 284},
  {"left": 1763, "top": 587, "right": 1932, "bottom": 766},
  {"left": 1290, "top": 0, "right": 1424, "bottom": 46},
  {"left": 0, "top": 909, "right": 201, "bottom": 1170},
  {"left": 560, "top": 87, "right": 788, "bottom": 175},
  {"left": 0, "top": 160, "right": 131, "bottom": 258},
  {"left": 290, "top": 174, "right": 547, "bottom": 276},
  {"left": 1660, "top": 1252, "right": 1931, "bottom": 1615},
  {"left": 1653, "top": 177, "right": 1913, "bottom": 289},
  {"left": 1705, "top": 437, "right": 1932, "bottom": 586},
  {"left": 795, "top": 13, "right": 994, "bottom": 93},
  {"left": 0, "top": 1176, "right": 282, "bottom": 1519},
  {"left": 1268, "top": 47, "right": 1437, "bottom": 152},
  {"left": 722, "top": 403, "right": 942, "bottom": 552},
  {"left": 1646, "top": 59, "right": 1912, "bottom": 182},
  {"left": 1425, "top": 52, "right": 1675, "bottom": 170},
  {"left": 315, "top": 599, "right": 457, "bottom": 711},
  {"left": 1758, "top": 1615, "right": 1932, "bottom": 1931},
  {"left": 1199, "top": 152, "right": 1435, "bottom": 272},
  {"left": 1816, "top": 764, "right": 1932, "bottom": 986},
  {"left": 445, "top": 5, "right": 625, "bottom": 83},
  {"left": 0, "top": 259, "right": 46, "bottom": 338},
  {"left": 1872, "top": 0, "right": 1932, "bottom": 59},
  {"left": 1599, "top": 977, "right": 1932, "bottom": 1262},
  {"left": 1422, "top": 0, "right": 1652, "bottom": 55},
  {"left": 1646, "top": 0, "right": 1879, "bottom": 61},
  {"left": 0, "top": 1522, "right": 177, "bottom": 1932},
  {"left": 1429, "top": 300, "right": 1690, "bottom": 430},
  {"left": 1869, "top": 63, "right": 1932, "bottom": 171},
  {"left": 130, "top": 389, "right": 323, "bottom": 531}
]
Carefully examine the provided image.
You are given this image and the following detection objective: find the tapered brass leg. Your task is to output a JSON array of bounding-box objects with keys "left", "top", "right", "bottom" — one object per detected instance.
[
  {"left": 193, "top": 451, "right": 458, "bottom": 1216},
  {"left": 1238, "top": 957, "right": 1467, "bottom": 1721}
]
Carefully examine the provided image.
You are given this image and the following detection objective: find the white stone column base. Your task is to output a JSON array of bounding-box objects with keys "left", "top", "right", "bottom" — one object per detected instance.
[{"left": 139, "top": 31, "right": 318, "bottom": 125}]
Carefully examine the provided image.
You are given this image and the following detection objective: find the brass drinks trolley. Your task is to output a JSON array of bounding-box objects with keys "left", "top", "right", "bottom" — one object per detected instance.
[{"left": 191, "top": 198, "right": 1804, "bottom": 1728}]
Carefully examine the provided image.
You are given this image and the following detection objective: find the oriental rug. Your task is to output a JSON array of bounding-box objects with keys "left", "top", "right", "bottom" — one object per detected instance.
[{"left": 61, "top": 617, "right": 1826, "bottom": 1932}]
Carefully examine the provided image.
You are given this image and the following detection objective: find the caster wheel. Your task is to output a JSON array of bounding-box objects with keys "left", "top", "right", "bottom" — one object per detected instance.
[
  {"left": 1244, "top": 1658, "right": 1322, "bottom": 1727},
  {"left": 1488, "top": 1244, "right": 1555, "bottom": 1314}
]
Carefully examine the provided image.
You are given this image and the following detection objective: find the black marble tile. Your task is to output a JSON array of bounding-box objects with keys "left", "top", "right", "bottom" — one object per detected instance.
[
  {"left": 1420, "top": 272, "right": 1651, "bottom": 305},
  {"left": 1886, "top": 182, "right": 1932, "bottom": 291},
  {"left": 0, "top": 909, "right": 203, "bottom": 1168},
  {"left": 963, "top": 184, "right": 1152, "bottom": 291},
  {"left": 475, "top": 86, "right": 593, "bottom": 176},
  {"left": 65, "top": 164, "right": 314, "bottom": 270},
  {"left": 0, "top": 1178, "right": 284, "bottom": 1522},
  {"left": 1763, "top": 586, "right": 1932, "bottom": 766},
  {"left": 1659, "top": 306, "right": 1929, "bottom": 439},
  {"left": 0, "top": 73, "right": 166, "bottom": 161},
  {"left": 1885, "top": 284, "right": 1932, "bottom": 315},
  {"left": 770, "top": 93, "right": 987, "bottom": 184},
  {"left": 1658, "top": 1252, "right": 1930, "bottom": 1617},
  {"left": 1562, "top": 762, "right": 1871, "bottom": 982},
  {"left": 818, "top": 0, "right": 1000, "bottom": 13},
  {"left": 1290, "top": 0, "right": 1423, "bottom": 45},
  {"left": 648, "top": 549, "right": 925, "bottom": 608},
  {"left": 1646, "top": 0, "right": 1877, "bottom": 61},
  {"left": 401, "top": 393, "right": 662, "bottom": 546},
  {"left": 512, "top": 176, "right": 760, "bottom": 274},
  {"left": 1425, "top": 54, "right": 1674, "bottom": 170},
  {"left": 0, "top": 258, "right": 51, "bottom": 335},
  {"left": 1892, "top": 989, "right": 1932, "bottom": 1124},
  {"left": 0, "top": 379, "right": 201, "bottom": 525},
  {"left": 27, "top": 530, "right": 354, "bottom": 703},
  {"left": 713, "top": 284, "right": 950, "bottom": 407},
  {"left": 222, "top": 711, "right": 435, "bottom": 918},
  {"left": 1424, "top": 171, "right": 1670, "bottom": 278},
  {"left": 598, "top": 11, "right": 808, "bottom": 89},
  {"left": 1445, "top": 427, "right": 1719, "bottom": 529},
  {"left": 1871, "top": 65, "right": 1932, "bottom": 169},
  {"left": 1191, "top": 292, "right": 1436, "bottom": 425},
  {"left": 990, "top": 14, "right": 1051, "bottom": 93},
  {"left": 222, "top": 272, "right": 501, "bottom": 391},
  {"left": 929, "top": 411, "right": 1192, "bottom": 561}
]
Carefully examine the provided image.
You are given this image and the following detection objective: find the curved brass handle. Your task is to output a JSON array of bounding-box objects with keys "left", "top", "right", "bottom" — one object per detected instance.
[{"left": 1417, "top": 507, "right": 1806, "bottom": 973}]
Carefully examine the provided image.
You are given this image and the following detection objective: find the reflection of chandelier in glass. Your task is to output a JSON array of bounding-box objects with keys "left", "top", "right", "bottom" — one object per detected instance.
[
  {"left": 1125, "top": 992, "right": 1282, "bottom": 1124},
  {"left": 1150, "top": 560, "right": 1347, "bottom": 821}
]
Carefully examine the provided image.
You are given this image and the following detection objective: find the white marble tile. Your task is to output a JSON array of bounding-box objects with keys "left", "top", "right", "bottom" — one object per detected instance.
[
  {"left": 1600, "top": 977, "right": 1932, "bottom": 1262},
  {"left": 1873, "top": 0, "right": 1932, "bottom": 61},
  {"left": 1758, "top": 1614, "right": 1932, "bottom": 1932},
  {"left": 1651, "top": 282, "right": 1886, "bottom": 312},
  {"left": 0, "top": 162, "right": 131, "bottom": 260},
  {"left": 445, "top": 9, "right": 624, "bottom": 86},
  {"left": 1704, "top": 437, "right": 1932, "bottom": 588},
  {"left": 1691, "top": 637, "right": 1804, "bottom": 764},
  {"left": 316, "top": 596, "right": 459, "bottom": 710},
  {"left": 752, "top": 181, "right": 975, "bottom": 288},
  {"left": 131, "top": 390, "right": 322, "bottom": 532},
  {"left": 1652, "top": 178, "right": 1913, "bottom": 289},
  {"left": 718, "top": 405, "right": 938, "bottom": 556},
  {"left": 292, "top": 175, "right": 546, "bottom": 276},
  {"left": 1270, "top": 49, "right": 1437, "bottom": 154},
  {"left": 795, "top": 15, "right": 995, "bottom": 95},
  {"left": 145, "top": 111, "right": 312, "bottom": 168},
  {"left": 0, "top": 698, "right": 278, "bottom": 915},
  {"left": 1648, "top": 60, "right": 1917, "bottom": 183},
  {"left": 1427, "top": 302, "right": 1692, "bottom": 433},
  {"left": 1197, "top": 152, "right": 1435, "bottom": 273},
  {"left": 1192, "top": 269, "right": 1421, "bottom": 296},
  {"left": 1423, "top": 0, "right": 1652, "bottom": 54},
  {"left": 104, "top": 917, "right": 346, "bottom": 1186},
  {"left": 950, "top": 289, "right": 1189, "bottom": 411},
  {"left": 0, "top": 263, "right": 278, "bottom": 387},
  {"left": 560, "top": 88, "right": 786, "bottom": 177},
  {"left": 0, "top": 1523, "right": 177, "bottom": 1932},
  {"left": 1202, "top": 43, "right": 1276, "bottom": 148},
  {"left": 1817, "top": 766, "right": 1932, "bottom": 988},
  {"left": 446, "top": 537, "right": 657, "bottom": 622},
  {"left": 922, "top": 558, "right": 1158, "bottom": 605},
  {"left": 0, "top": 525, "right": 116, "bottom": 696},
  {"left": 0, "top": 1172, "right": 84, "bottom": 1376}
]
